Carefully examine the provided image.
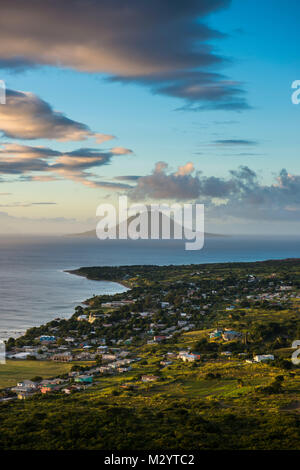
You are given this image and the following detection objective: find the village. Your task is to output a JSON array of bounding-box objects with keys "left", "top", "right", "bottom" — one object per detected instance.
[{"left": 1, "top": 262, "right": 297, "bottom": 402}]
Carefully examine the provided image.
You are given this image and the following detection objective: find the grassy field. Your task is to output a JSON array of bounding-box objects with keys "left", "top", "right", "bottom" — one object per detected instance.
[
  {"left": 82, "top": 340, "right": 300, "bottom": 404},
  {"left": 0, "top": 360, "right": 85, "bottom": 388},
  {"left": 1, "top": 329, "right": 300, "bottom": 449}
]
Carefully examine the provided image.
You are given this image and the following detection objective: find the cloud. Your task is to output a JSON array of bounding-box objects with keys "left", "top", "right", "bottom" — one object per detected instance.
[
  {"left": 175, "top": 162, "right": 195, "bottom": 176},
  {"left": 51, "top": 147, "right": 133, "bottom": 188},
  {"left": 0, "top": 143, "right": 133, "bottom": 189},
  {"left": 213, "top": 139, "right": 258, "bottom": 146},
  {"left": 0, "top": 211, "right": 96, "bottom": 235},
  {"left": 0, "top": 0, "right": 248, "bottom": 110},
  {"left": 0, "top": 201, "right": 56, "bottom": 208},
  {"left": 0, "top": 143, "right": 58, "bottom": 174},
  {"left": 233, "top": 153, "right": 265, "bottom": 157},
  {"left": 127, "top": 162, "right": 300, "bottom": 222},
  {"left": 0, "top": 58, "right": 37, "bottom": 72},
  {"left": 0, "top": 89, "right": 114, "bottom": 142},
  {"left": 115, "top": 175, "right": 141, "bottom": 182},
  {"left": 129, "top": 162, "right": 202, "bottom": 200},
  {"left": 116, "top": 72, "right": 249, "bottom": 111}
]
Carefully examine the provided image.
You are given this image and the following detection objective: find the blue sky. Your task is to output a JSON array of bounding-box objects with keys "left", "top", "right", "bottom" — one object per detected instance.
[{"left": 0, "top": 0, "right": 299, "bottom": 234}]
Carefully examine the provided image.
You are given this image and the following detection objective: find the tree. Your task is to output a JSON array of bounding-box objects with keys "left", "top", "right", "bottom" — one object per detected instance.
[
  {"left": 237, "top": 378, "right": 244, "bottom": 388},
  {"left": 31, "top": 376, "right": 43, "bottom": 382}
]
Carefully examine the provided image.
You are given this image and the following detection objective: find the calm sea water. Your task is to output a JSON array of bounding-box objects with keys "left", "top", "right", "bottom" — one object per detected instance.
[{"left": 1, "top": 235, "right": 300, "bottom": 339}]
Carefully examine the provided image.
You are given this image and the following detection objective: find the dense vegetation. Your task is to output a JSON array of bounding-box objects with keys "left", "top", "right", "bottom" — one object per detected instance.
[{"left": 1, "top": 342, "right": 299, "bottom": 450}]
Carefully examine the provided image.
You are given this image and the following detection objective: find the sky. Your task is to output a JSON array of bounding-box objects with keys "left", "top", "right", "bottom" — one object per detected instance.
[{"left": 0, "top": 0, "right": 299, "bottom": 235}]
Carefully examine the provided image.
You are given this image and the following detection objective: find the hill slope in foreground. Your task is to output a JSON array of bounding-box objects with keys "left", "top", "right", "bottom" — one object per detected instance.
[{"left": 67, "top": 213, "right": 225, "bottom": 238}]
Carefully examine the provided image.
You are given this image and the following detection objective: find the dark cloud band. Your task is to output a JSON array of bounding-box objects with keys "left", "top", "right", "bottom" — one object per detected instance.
[{"left": 0, "top": 0, "right": 247, "bottom": 110}]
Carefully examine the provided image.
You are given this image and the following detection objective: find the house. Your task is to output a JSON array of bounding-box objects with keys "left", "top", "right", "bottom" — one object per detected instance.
[
  {"left": 39, "top": 378, "right": 64, "bottom": 389},
  {"left": 180, "top": 352, "right": 201, "bottom": 362},
  {"left": 41, "top": 384, "right": 60, "bottom": 394},
  {"left": 161, "top": 326, "right": 177, "bottom": 334},
  {"left": 51, "top": 352, "right": 73, "bottom": 362},
  {"left": 166, "top": 352, "right": 177, "bottom": 358},
  {"left": 102, "top": 354, "right": 117, "bottom": 362},
  {"left": 117, "top": 367, "right": 130, "bottom": 373},
  {"left": 75, "top": 351, "right": 96, "bottom": 360},
  {"left": 154, "top": 335, "right": 166, "bottom": 343},
  {"left": 75, "top": 375, "right": 93, "bottom": 384},
  {"left": 8, "top": 352, "right": 38, "bottom": 360},
  {"left": 77, "top": 315, "right": 88, "bottom": 321},
  {"left": 254, "top": 354, "right": 274, "bottom": 363},
  {"left": 222, "top": 330, "right": 242, "bottom": 341},
  {"left": 12, "top": 380, "right": 38, "bottom": 398},
  {"left": 65, "top": 337, "right": 75, "bottom": 343},
  {"left": 141, "top": 375, "right": 159, "bottom": 382},
  {"left": 62, "top": 385, "right": 82, "bottom": 394},
  {"left": 178, "top": 350, "right": 190, "bottom": 359},
  {"left": 209, "top": 329, "right": 222, "bottom": 340},
  {"left": 68, "top": 371, "right": 79, "bottom": 377},
  {"left": 181, "top": 326, "right": 191, "bottom": 332},
  {"left": 39, "top": 335, "right": 56, "bottom": 342},
  {"left": 119, "top": 351, "right": 130, "bottom": 358},
  {"left": 139, "top": 312, "right": 151, "bottom": 318},
  {"left": 99, "top": 366, "right": 113, "bottom": 374},
  {"left": 16, "top": 380, "right": 37, "bottom": 389}
]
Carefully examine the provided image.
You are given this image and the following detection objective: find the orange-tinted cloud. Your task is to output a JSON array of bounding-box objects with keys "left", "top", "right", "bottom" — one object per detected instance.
[
  {"left": 0, "top": 143, "right": 133, "bottom": 190},
  {"left": 0, "top": 89, "right": 114, "bottom": 142}
]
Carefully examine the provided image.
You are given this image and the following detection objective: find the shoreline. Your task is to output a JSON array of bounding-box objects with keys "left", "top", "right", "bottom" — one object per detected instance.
[
  {"left": 6, "top": 256, "right": 300, "bottom": 341},
  {"left": 65, "top": 269, "right": 131, "bottom": 289},
  {"left": 66, "top": 256, "right": 300, "bottom": 278},
  {"left": 3, "top": 275, "right": 128, "bottom": 340}
]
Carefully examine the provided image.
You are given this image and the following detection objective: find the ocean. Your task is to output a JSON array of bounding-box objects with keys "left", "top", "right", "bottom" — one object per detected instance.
[{"left": 1, "top": 234, "right": 300, "bottom": 339}]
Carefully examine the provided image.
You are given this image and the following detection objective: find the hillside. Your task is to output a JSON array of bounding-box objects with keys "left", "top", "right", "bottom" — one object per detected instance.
[{"left": 1, "top": 258, "right": 300, "bottom": 450}]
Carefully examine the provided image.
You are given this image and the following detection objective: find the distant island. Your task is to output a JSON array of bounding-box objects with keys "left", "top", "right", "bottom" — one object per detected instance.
[
  {"left": 68, "top": 228, "right": 226, "bottom": 238},
  {"left": 67, "top": 211, "right": 227, "bottom": 239}
]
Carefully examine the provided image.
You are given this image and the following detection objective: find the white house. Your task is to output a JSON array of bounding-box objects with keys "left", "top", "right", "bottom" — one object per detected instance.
[
  {"left": 254, "top": 354, "right": 274, "bottom": 362},
  {"left": 77, "top": 315, "right": 88, "bottom": 321},
  {"left": 16, "top": 380, "right": 38, "bottom": 389}
]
